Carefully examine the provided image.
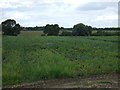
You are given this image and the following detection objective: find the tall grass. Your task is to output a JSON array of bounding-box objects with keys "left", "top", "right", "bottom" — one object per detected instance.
[{"left": 2, "top": 36, "right": 119, "bottom": 85}]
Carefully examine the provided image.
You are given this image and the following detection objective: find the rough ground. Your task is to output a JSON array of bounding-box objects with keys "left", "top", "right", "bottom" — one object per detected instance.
[{"left": 3, "top": 73, "right": 119, "bottom": 88}]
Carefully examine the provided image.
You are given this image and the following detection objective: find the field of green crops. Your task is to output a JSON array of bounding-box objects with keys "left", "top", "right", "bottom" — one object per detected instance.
[{"left": 2, "top": 36, "right": 119, "bottom": 85}]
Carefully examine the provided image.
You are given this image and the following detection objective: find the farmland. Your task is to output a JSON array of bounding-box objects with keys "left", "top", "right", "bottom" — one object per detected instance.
[{"left": 2, "top": 36, "right": 119, "bottom": 86}]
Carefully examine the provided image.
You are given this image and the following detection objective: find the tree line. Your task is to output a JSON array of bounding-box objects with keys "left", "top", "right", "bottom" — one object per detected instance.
[{"left": 1, "top": 19, "right": 120, "bottom": 36}]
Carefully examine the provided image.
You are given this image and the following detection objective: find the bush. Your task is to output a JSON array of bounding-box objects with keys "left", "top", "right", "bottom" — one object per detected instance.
[
  {"left": 92, "top": 30, "right": 120, "bottom": 36},
  {"left": 94, "top": 30, "right": 105, "bottom": 36},
  {"left": 43, "top": 24, "right": 60, "bottom": 36},
  {"left": 60, "top": 31, "right": 72, "bottom": 36},
  {"left": 41, "top": 34, "right": 46, "bottom": 36}
]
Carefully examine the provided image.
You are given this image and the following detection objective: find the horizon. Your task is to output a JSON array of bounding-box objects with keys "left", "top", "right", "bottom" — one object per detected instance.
[{"left": 1, "top": 18, "right": 119, "bottom": 28}]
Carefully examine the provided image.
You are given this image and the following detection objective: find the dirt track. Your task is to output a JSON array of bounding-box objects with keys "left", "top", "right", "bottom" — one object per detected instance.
[{"left": 3, "top": 73, "right": 120, "bottom": 88}]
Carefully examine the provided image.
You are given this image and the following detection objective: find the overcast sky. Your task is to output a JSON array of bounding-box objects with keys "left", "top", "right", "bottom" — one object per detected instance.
[{"left": 0, "top": 0, "right": 119, "bottom": 28}]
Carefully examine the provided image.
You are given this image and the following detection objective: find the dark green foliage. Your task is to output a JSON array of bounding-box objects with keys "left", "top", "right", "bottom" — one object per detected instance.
[
  {"left": 60, "top": 31, "right": 72, "bottom": 36},
  {"left": 96, "top": 30, "right": 105, "bottom": 36},
  {"left": 93, "top": 27, "right": 120, "bottom": 31},
  {"left": 72, "top": 23, "right": 92, "bottom": 36},
  {"left": 92, "top": 30, "right": 120, "bottom": 36},
  {"left": 2, "top": 19, "right": 21, "bottom": 36},
  {"left": 24, "top": 26, "right": 44, "bottom": 31},
  {"left": 43, "top": 24, "right": 60, "bottom": 36},
  {"left": 41, "top": 33, "right": 46, "bottom": 36}
]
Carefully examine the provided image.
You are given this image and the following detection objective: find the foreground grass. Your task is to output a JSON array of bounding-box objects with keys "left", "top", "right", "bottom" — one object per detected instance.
[{"left": 2, "top": 36, "right": 119, "bottom": 85}]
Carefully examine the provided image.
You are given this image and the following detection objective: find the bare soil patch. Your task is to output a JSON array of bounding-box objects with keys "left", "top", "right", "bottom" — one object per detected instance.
[{"left": 3, "top": 73, "right": 119, "bottom": 88}]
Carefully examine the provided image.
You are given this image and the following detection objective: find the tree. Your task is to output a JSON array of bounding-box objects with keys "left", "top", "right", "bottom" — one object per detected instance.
[
  {"left": 2, "top": 19, "right": 21, "bottom": 36},
  {"left": 72, "top": 23, "right": 92, "bottom": 36},
  {"left": 43, "top": 24, "right": 60, "bottom": 36}
]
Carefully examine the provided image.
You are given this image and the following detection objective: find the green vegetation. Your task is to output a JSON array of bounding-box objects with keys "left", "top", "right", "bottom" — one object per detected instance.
[
  {"left": 73, "top": 23, "right": 92, "bottom": 36},
  {"left": 60, "top": 30, "right": 72, "bottom": 36},
  {"left": 97, "top": 81, "right": 112, "bottom": 84},
  {"left": 3, "top": 36, "right": 119, "bottom": 85},
  {"left": 92, "top": 30, "right": 120, "bottom": 36},
  {"left": 43, "top": 24, "right": 60, "bottom": 36},
  {"left": 1, "top": 19, "right": 119, "bottom": 36},
  {"left": 20, "top": 30, "right": 120, "bottom": 36},
  {"left": 2, "top": 19, "right": 21, "bottom": 36}
]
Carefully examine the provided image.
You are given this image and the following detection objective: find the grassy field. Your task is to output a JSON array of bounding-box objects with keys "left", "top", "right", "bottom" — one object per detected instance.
[{"left": 2, "top": 36, "right": 119, "bottom": 85}]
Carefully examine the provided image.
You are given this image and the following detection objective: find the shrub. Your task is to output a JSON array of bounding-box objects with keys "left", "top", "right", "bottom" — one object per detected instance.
[
  {"left": 92, "top": 30, "right": 120, "bottom": 36},
  {"left": 43, "top": 24, "right": 60, "bottom": 36},
  {"left": 60, "top": 31, "right": 72, "bottom": 36}
]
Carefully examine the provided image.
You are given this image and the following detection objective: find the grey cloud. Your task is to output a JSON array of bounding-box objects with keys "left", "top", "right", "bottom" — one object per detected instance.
[
  {"left": 77, "top": 2, "right": 117, "bottom": 11},
  {"left": 2, "top": 3, "right": 49, "bottom": 12},
  {"left": 0, "top": 1, "right": 118, "bottom": 28},
  {"left": 2, "top": 1, "right": 65, "bottom": 13}
]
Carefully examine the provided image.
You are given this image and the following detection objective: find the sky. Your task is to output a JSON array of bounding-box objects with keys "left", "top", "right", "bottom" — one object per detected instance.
[{"left": 0, "top": 0, "right": 119, "bottom": 28}]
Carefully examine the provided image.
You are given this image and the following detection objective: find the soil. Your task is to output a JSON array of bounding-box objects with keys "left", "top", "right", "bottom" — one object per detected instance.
[{"left": 3, "top": 73, "right": 120, "bottom": 88}]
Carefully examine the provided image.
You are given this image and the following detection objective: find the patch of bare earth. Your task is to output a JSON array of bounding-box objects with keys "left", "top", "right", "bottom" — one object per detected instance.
[{"left": 3, "top": 73, "right": 120, "bottom": 88}]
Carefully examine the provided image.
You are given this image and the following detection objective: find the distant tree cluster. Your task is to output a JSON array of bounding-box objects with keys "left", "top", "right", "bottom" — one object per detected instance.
[
  {"left": 1, "top": 19, "right": 120, "bottom": 36},
  {"left": 24, "top": 26, "right": 44, "bottom": 31},
  {"left": 93, "top": 27, "right": 120, "bottom": 31},
  {"left": 92, "top": 30, "right": 120, "bottom": 36},
  {"left": 72, "top": 23, "right": 92, "bottom": 36},
  {"left": 2, "top": 19, "right": 21, "bottom": 36},
  {"left": 42, "top": 23, "right": 92, "bottom": 36},
  {"left": 43, "top": 24, "right": 60, "bottom": 36},
  {"left": 60, "top": 31, "right": 72, "bottom": 36}
]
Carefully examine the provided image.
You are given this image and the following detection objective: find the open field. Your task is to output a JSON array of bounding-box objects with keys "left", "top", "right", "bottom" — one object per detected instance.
[{"left": 2, "top": 36, "right": 119, "bottom": 86}]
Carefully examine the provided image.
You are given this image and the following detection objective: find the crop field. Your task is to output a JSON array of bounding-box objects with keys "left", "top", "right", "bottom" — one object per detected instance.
[{"left": 2, "top": 36, "right": 119, "bottom": 85}]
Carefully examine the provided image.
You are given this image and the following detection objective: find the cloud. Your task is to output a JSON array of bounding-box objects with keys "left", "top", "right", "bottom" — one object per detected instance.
[
  {"left": 0, "top": 0, "right": 119, "bottom": 28},
  {"left": 9, "top": 12, "right": 31, "bottom": 20},
  {"left": 95, "top": 14, "right": 118, "bottom": 21},
  {"left": 77, "top": 2, "right": 117, "bottom": 11}
]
